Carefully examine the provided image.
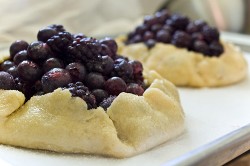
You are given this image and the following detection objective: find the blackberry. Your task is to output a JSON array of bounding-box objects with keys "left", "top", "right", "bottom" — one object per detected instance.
[
  {"left": 0, "top": 71, "right": 15, "bottom": 90},
  {"left": 67, "top": 37, "right": 102, "bottom": 62},
  {"left": 166, "top": 14, "right": 189, "bottom": 30},
  {"left": 202, "top": 26, "right": 220, "bottom": 42},
  {"left": 99, "top": 96, "right": 116, "bottom": 110},
  {"left": 47, "top": 32, "right": 73, "bottom": 54},
  {"left": 64, "top": 82, "right": 96, "bottom": 109}
]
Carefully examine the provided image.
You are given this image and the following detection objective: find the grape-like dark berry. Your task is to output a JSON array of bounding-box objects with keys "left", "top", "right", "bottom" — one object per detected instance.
[
  {"left": 114, "top": 58, "right": 133, "bottom": 79},
  {"left": 126, "top": 83, "right": 144, "bottom": 96},
  {"left": 47, "top": 32, "right": 73, "bottom": 54},
  {"left": 99, "top": 37, "right": 118, "bottom": 55},
  {"left": 0, "top": 60, "right": 15, "bottom": 71},
  {"left": 172, "top": 31, "right": 192, "bottom": 48},
  {"left": 92, "top": 89, "right": 108, "bottom": 104},
  {"left": 105, "top": 77, "right": 127, "bottom": 96},
  {"left": 37, "top": 27, "right": 57, "bottom": 42},
  {"left": 85, "top": 72, "right": 105, "bottom": 90},
  {"left": 9, "top": 40, "right": 29, "bottom": 59},
  {"left": 13, "top": 50, "right": 28, "bottom": 65},
  {"left": 7, "top": 66, "right": 18, "bottom": 78},
  {"left": 65, "top": 62, "right": 86, "bottom": 82},
  {"left": 41, "top": 68, "right": 72, "bottom": 93},
  {"left": 17, "top": 60, "right": 42, "bottom": 82},
  {"left": 43, "top": 58, "right": 64, "bottom": 73},
  {"left": 0, "top": 71, "right": 15, "bottom": 90},
  {"left": 27, "top": 41, "right": 51, "bottom": 61},
  {"left": 125, "top": 9, "right": 224, "bottom": 56}
]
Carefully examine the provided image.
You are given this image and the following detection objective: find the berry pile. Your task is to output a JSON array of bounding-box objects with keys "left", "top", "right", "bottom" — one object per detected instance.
[
  {"left": 0, "top": 24, "right": 145, "bottom": 110},
  {"left": 126, "top": 9, "right": 224, "bottom": 56}
]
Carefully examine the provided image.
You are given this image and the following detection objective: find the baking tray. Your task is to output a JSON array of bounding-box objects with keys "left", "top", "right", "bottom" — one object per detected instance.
[{"left": 0, "top": 43, "right": 249, "bottom": 166}]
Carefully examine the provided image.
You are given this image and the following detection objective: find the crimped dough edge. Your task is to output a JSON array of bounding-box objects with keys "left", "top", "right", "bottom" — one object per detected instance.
[
  {"left": 0, "top": 71, "right": 184, "bottom": 158},
  {"left": 116, "top": 36, "right": 248, "bottom": 87}
]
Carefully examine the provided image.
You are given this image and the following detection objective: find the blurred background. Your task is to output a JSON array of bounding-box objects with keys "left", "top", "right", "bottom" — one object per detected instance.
[{"left": 0, "top": 0, "right": 250, "bottom": 45}]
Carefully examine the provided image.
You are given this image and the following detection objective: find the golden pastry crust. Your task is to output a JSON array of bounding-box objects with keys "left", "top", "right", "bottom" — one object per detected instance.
[
  {"left": 0, "top": 71, "right": 184, "bottom": 158},
  {"left": 117, "top": 36, "right": 248, "bottom": 87}
]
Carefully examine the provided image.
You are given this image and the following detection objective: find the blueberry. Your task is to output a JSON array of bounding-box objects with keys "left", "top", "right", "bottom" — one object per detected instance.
[
  {"left": 13, "top": 50, "right": 28, "bottom": 65},
  {"left": 114, "top": 58, "right": 133, "bottom": 78},
  {"left": 6, "top": 66, "right": 18, "bottom": 78},
  {"left": 156, "top": 30, "right": 171, "bottom": 43},
  {"left": 202, "top": 25, "right": 220, "bottom": 42},
  {"left": 17, "top": 60, "right": 42, "bottom": 82},
  {"left": 145, "top": 39, "right": 156, "bottom": 48},
  {"left": 99, "top": 37, "right": 118, "bottom": 54},
  {"left": 0, "top": 71, "right": 15, "bottom": 90},
  {"left": 41, "top": 68, "right": 72, "bottom": 93},
  {"left": 0, "top": 60, "right": 15, "bottom": 71},
  {"left": 27, "top": 41, "right": 51, "bottom": 61},
  {"left": 9, "top": 40, "right": 29, "bottom": 59},
  {"left": 43, "top": 58, "right": 64, "bottom": 73},
  {"left": 37, "top": 27, "right": 57, "bottom": 42},
  {"left": 85, "top": 72, "right": 105, "bottom": 89},
  {"left": 126, "top": 83, "right": 144, "bottom": 96},
  {"left": 193, "top": 40, "right": 210, "bottom": 55},
  {"left": 105, "top": 77, "right": 127, "bottom": 95},
  {"left": 66, "top": 62, "right": 86, "bottom": 82},
  {"left": 209, "top": 41, "right": 224, "bottom": 56},
  {"left": 171, "top": 31, "right": 192, "bottom": 48},
  {"left": 92, "top": 89, "right": 108, "bottom": 104},
  {"left": 143, "top": 31, "right": 154, "bottom": 41}
]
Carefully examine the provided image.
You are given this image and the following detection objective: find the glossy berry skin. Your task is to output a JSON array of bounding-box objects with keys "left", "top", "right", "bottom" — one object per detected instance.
[
  {"left": 114, "top": 58, "right": 133, "bottom": 78},
  {"left": 92, "top": 89, "right": 108, "bottom": 104},
  {"left": 0, "top": 71, "right": 15, "bottom": 90},
  {"left": 156, "top": 30, "right": 171, "bottom": 43},
  {"left": 41, "top": 68, "right": 72, "bottom": 93},
  {"left": 171, "top": 31, "right": 192, "bottom": 48},
  {"left": 27, "top": 41, "right": 51, "bottom": 61},
  {"left": 99, "top": 37, "right": 118, "bottom": 54},
  {"left": 17, "top": 60, "right": 42, "bottom": 82},
  {"left": 105, "top": 77, "right": 127, "bottom": 96},
  {"left": 13, "top": 50, "right": 28, "bottom": 65},
  {"left": 65, "top": 62, "right": 86, "bottom": 82},
  {"left": 0, "top": 60, "right": 15, "bottom": 71},
  {"left": 85, "top": 72, "right": 105, "bottom": 89},
  {"left": 126, "top": 83, "right": 144, "bottom": 96},
  {"left": 9, "top": 40, "right": 29, "bottom": 59},
  {"left": 43, "top": 58, "right": 64, "bottom": 73},
  {"left": 37, "top": 27, "right": 57, "bottom": 42},
  {"left": 6, "top": 66, "right": 18, "bottom": 78}
]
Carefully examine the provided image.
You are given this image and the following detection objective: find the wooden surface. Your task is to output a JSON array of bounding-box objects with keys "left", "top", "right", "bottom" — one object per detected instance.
[{"left": 225, "top": 151, "right": 250, "bottom": 166}]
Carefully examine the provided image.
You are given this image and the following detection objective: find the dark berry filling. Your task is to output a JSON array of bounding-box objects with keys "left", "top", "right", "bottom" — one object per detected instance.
[
  {"left": 0, "top": 24, "right": 145, "bottom": 110},
  {"left": 126, "top": 9, "right": 224, "bottom": 56}
]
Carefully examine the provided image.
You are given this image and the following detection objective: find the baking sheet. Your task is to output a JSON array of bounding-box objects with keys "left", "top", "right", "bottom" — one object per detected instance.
[{"left": 0, "top": 56, "right": 249, "bottom": 166}]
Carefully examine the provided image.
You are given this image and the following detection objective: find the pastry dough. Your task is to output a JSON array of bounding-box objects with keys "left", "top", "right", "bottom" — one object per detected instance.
[
  {"left": 0, "top": 70, "right": 184, "bottom": 158},
  {"left": 117, "top": 36, "right": 248, "bottom": 87}
]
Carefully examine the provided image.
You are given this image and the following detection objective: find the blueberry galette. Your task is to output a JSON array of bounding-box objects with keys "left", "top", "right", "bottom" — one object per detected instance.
[
  {"left": 0, "top": 25, "right": 184, "bottom": 158},
  {"left": 117, "top": 10, "right": 247, "bottom": 87}
]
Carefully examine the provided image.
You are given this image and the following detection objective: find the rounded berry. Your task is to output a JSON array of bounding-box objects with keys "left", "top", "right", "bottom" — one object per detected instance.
[
  {"left": 9, "top": 40, "right": 29, "bottom": 59},
  {"left": 27, "top": 41, "right": 51, "bottom": 61},
  {"left": 126, "top": 83, "right": 144, "bottom": 96},
  {"left": 13, "top": 50, "right": 28, "bottom": 65},
  {"left": 156, "top": 30, "right": 171, "bottom": 43},
  {"left": 99, "top": 37, "right": 118, "bottom": 54},
  {"left": 37, "top": 27, "right": 57, "bottom": 42},
  {"left": 6, "top": 66, "right": 18, "bottom": 78},
  {"left": 193, "top": 40, "right": 210, "bottom": 55},
  {"left": 114, "top": 58, "right": 133, "bottom": 78},
  {"left": 92, "top": 89, "right": 108, "bottom": 104},
  {"left": 43, "top": 58, "right": 64, "bottom": 73},
  {"left": 41, "top": 68, "right": 72, "bottom": 93},
  {"left": 171, "top": 31, "right": 192, "bottom": 48},
  {"left": 0, "top": 71, "right": 15, "bottom": 90},
  {"left": 105, "top": 77, "right": 127, "bottom": 95},
  {"left": 202, "top": 26, "right": 220, "bottom": 42},
  {"left": 0, "top": 60, "right": 15, "bottom": 71},
  {"left": 85, "top": 72, "right": 105, "bottom": 89},
  {"left": 65, "top": 62, "right": 86, "bottom": 82},
  {"left": 17, "top": 60, "right": 42, "bottom": 82}
]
